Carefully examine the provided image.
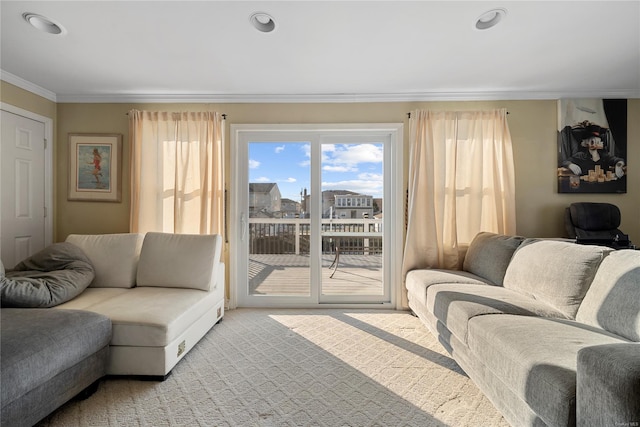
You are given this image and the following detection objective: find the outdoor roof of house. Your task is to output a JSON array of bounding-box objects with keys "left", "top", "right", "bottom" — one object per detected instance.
[{"left": 249, "top": 183, "right": 277, "bottom": 192}]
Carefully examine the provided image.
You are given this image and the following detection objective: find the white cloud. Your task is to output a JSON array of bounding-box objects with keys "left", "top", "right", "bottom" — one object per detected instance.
[
  {"left": 249, "top": 159, "right": 261, "bottom": 169},
  {"left": 323, "top": 165, "right": 357, "bottom": 173},
  {"left": 321, "top": 145, "right": 336, "bottom": 153},
  {"left": 358, "top": 172, "right": 382, "bottom": 181},
  {"left": 255, "top": 176, "right": 270, "bottom": 182},
  {"left": 275, "top": 145, "right": 285, "bottom": 153},
  {"left": 322, "top": 144, "right": 383, "bottom": 171},
  {"left": 280, "top": 177, "right": 297, "bottom": 183}
]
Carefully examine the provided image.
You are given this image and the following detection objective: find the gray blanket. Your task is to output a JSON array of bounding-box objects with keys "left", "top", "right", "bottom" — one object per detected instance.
[{"left": 1, "top": 242, "right": 94, "bottom": 308}]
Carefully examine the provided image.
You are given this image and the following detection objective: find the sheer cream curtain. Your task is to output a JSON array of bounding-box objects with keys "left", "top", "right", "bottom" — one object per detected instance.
[
  {"left": 401, "top": 108, "right": 516, "bottom": 306},
  {"left": 129, "top": 110, "right": 224, "bottom": 236}
]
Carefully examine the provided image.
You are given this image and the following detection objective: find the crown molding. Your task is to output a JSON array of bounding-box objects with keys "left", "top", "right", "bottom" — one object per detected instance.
[
  {"left": 54, "top": 90, "right": 640, "bottom": 104},
  {"left": 2, "top": 70, "right": 637, "bottom": 103},
  {"left": 0, "top": 70, "right": 57, "bottom": 102}
]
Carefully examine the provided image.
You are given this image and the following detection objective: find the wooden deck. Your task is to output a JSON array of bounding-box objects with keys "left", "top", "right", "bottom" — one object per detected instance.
[{"left": 249, "top": 254, "right": 383, "bottom": 296}]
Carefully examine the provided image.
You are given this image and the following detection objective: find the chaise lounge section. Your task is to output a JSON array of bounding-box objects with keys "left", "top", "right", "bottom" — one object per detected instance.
[
  {"left": 1, "top": 231, "right": 225, "bottom": 426},
  {"left": 58, "top": 231, "right": 226, "bottom": 378}
]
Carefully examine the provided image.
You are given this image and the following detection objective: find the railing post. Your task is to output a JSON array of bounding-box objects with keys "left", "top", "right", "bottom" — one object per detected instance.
[{"left": 295, "top": 220, "right": 300, "bottom": 255}]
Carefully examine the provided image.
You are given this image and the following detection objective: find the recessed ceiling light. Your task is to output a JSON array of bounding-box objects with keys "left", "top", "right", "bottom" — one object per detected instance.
[
  {"left": 23, "top": 13, "right": 66, "bottom": 35},
  {"left": 249, "top": 12, "right": 276, "bottom": 33},
  {"left": 475, "top": 8, "right": 507, "bottom": 30}
]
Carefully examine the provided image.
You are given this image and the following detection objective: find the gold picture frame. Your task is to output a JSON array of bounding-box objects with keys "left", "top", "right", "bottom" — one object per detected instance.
[{"left": 68, "top": 133, "right": 122, "bottom": 202}]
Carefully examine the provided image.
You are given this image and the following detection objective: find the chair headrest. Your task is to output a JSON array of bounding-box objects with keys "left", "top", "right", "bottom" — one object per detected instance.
[{"left": 569, "top": 202, "right": 621, "bottom": 231}]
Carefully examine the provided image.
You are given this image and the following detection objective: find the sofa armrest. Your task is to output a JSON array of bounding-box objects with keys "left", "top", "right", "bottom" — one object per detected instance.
[{"left": 577, "top": 343, "right": 640, "bottom": 427}]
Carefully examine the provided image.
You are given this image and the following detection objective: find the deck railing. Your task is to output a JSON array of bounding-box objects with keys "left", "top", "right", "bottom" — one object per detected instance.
[{"left": 249, "top": 218, "right": 382, "bottom": 255}]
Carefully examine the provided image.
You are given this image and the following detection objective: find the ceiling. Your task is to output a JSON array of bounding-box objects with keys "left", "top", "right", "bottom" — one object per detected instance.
[{"left": 1, "top": 1, "right": 639, "bottom": 103}]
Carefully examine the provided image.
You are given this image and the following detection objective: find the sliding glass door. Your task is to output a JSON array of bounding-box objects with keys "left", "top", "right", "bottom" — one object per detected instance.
[
  {"left": 319, "top": 137, "right": 384, "bottom": 301},
  {"left": 247, "top": 141, "right": 311, "bottom": 298},
  {"left": 231, "top": 125, "right": 402, "bottom": 308}
]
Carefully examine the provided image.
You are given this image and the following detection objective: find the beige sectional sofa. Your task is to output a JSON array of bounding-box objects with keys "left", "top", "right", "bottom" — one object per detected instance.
[
  {"left": 57, "top": 232, "right": 225, "bottom": 379},
  {"left": 1, "top": 231, "right": 224, "bottom": 426},
  {"left": 406, "top": 232, "right": 640, "bottom": 427}
]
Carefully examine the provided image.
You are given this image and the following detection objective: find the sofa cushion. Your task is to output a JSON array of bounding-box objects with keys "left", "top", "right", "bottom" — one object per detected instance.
[
  {"left": 54, "top": 288, "right": 130, "bottom": 310},
  {"left": 467, "top": 315, "right": 628, "bottom": 427},
  {"left": 66, "top": 233, "right": 144, "bottom": 288},
  {"left": 406, "top": 269, "right": 490, "bottom": 308},
  {"left": 427, "top": 283, "right": 568, "bottom": 343},
  {"left": 503, "top": 239, "right": 611, "bottom": 319},
  {"left": 1, "top": 242, "right": 95, "bottom": 308},
  {"left": 576, "top": 249, "right": 640, "bottom": 342},
  {"left": 57, "top": 287, "right": 219, "bottom": 347},
  {"left": 0, "top": 308, "right": 111, "bottom": 409},
  {"left": 136, "top": 232, "right": 222, "bottom": 291},
  {"left": 463, "top": 232, "right": 526, "bottom": 286}
]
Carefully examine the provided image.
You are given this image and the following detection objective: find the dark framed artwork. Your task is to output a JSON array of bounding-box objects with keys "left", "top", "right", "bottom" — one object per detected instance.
[
  {"left": 68, "top": 133, "right": 122, "bottom": 202},
  {"left": 557, "top": 99, "right": 627, "bottom": 193}
]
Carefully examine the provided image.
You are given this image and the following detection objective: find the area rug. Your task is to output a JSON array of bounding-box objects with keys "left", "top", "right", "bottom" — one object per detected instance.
[{"left": 37, "top": 309, "right": 508, "bottom": 426}]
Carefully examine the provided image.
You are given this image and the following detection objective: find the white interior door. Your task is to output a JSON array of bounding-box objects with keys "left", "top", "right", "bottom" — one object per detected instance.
[
  {"left": 1, "top": 110, "right": 47, "bottom": 268},
  {"left": 231, "top": 124, "right": 403, "bottom": 309}
]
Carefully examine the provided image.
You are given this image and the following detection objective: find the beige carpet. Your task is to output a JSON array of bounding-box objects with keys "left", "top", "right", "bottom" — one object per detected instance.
[{"left": 38, "top": 309, "right": 508, "bottom": 427}]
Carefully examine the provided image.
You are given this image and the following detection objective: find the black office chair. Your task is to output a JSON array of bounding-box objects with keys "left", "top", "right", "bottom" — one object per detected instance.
[{"left": 564, "top": 202, "right": 633, "bottom": 249}]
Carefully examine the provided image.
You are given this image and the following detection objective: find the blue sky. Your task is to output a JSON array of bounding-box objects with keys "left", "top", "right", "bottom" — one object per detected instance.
[{"left": 249, "top": 142, "right": 384, "bottom": 201}]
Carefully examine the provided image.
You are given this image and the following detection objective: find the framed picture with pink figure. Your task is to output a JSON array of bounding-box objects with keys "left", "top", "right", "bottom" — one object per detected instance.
[{"left": 68, "top": 133, "right": 122, "bottom": 202}]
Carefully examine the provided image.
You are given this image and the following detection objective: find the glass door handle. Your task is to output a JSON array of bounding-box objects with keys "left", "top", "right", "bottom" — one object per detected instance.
[{"left": 241, "top": 212, "right": 247, "bottom": 241}]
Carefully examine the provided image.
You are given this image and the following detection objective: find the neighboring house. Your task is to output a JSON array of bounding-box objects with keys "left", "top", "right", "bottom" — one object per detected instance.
[
  {"left": 249, "top": 183, "right": 281, "bottom": 217},
  {"left": 314, "top": 190, "right": 376, "bottom": 219},
  {"left": 320, "top": 190, "right": 355, "bottom": 218},
  {"left": 281, "top": 198, "right": 301, "bottom": 218},
  {"left": 334, "top": 193, "right": 374, "bottom": 219},
  {"left": 296, "top": 189, "right": 377, "bottom": 219},
  {"left": 373, "top": 198, "right": 382, "bottom": 215}
]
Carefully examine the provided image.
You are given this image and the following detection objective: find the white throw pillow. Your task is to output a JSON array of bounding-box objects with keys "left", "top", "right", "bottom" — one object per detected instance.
[
  {"left": 136, "top": 232, "right": 222, "bottom": 291},
  {"left": 66, "top": 233, "right": 144, "bottom": 288}
]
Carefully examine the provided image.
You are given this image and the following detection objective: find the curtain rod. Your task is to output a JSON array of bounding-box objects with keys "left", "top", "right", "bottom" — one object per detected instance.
[
  {"left": 124, "top": 112, "right": 227, "bottom": 119},
  {"left": 407, "top": 111, "right": 509, "bottom": 119}
]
